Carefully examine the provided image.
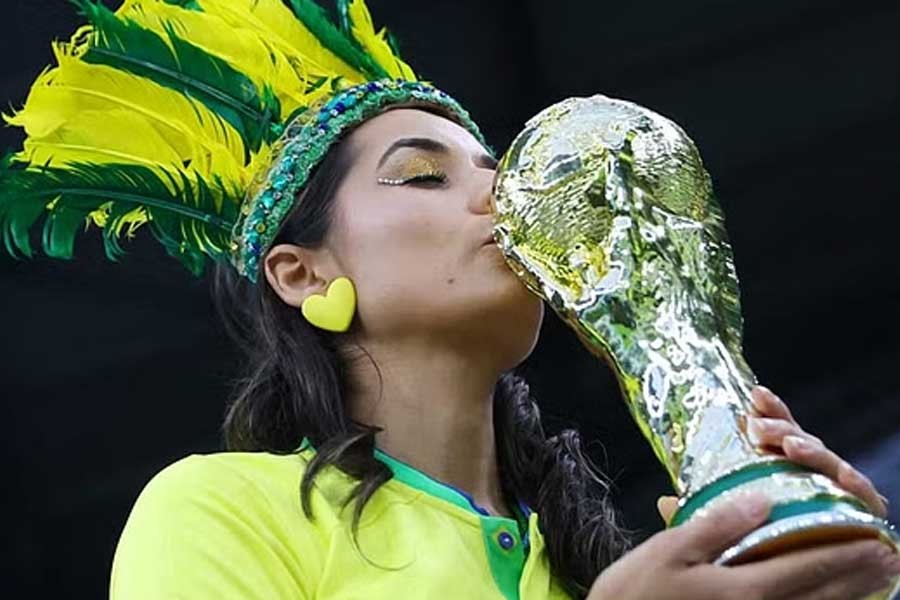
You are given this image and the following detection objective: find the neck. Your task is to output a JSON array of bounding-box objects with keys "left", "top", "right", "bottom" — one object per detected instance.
[{"left": 344, "top": 337, "right": 512, "bottom": 518}]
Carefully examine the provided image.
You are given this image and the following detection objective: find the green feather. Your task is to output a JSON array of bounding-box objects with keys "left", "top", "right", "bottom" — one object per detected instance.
[
  {"left": 335, "top": 0, "right": 405, "bottom": 62},
  {"left": 385, "top": 30, "right": 403, "bottom": 58},
  {"left": 336, "top": 0, "right": 353, "bottom": 39},
  {"left": 288, "top": 0, "right": 387, "bottom": 80},
  {"left": 0, "top": 160, "right": 238, "bottom": 275},
  {"left": 72, "top": 0, "right": 281, "bottom": 154},
  {"left": 161, "top": 0, "right": 202, "bottom": 9}
]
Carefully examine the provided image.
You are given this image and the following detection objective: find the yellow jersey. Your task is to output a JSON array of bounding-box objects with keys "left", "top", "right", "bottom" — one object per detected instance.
[{"left": 110, "top": 438, "right": 575, "bottom": 599}]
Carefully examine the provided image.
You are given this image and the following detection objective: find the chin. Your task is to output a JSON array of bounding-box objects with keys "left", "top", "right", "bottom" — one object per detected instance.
[{"left": 489, "top": 286, "right": 545, "bottom": 367}]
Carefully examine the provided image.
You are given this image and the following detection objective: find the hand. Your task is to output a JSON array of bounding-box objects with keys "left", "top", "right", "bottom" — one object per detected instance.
[
  {"left": 656, "top": 385, "right": 889, "bottom": 524},
  {"left": 589, "top": 494, "right": 900, "bottom": 600}
]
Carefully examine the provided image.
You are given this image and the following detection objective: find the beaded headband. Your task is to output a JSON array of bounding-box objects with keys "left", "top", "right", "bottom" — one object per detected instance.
[{"left": 231, "top": 78, "right": 487, "bottom": 282}]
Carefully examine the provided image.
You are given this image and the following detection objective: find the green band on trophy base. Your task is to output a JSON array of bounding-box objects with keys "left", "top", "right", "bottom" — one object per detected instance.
[
  {"left": 671, "top": 459, "right": 872, "bottom": 528},
  {"left": 670, "top": 461, "right": 810, "bottom": 527},
  {"left": 767, "top": 497, "right": 872, "bottom": 523}
]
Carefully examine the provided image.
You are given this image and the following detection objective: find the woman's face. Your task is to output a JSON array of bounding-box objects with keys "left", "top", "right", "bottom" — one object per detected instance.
[{"left": 273, "top": 108, "right": 544, "bottom": 370}]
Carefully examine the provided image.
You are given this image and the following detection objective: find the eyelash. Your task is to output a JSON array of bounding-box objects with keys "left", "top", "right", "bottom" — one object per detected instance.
[{"left": 379, "top": 171, "right": 448, "bottom": 187}]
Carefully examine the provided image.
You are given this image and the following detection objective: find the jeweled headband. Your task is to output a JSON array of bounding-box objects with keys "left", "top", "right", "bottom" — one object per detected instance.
[{"left": 0, "top": 0, "right": 486, "bottom": 283}]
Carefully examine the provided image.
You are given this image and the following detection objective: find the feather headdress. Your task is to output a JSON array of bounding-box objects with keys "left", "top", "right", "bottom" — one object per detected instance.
[{"left": 1, "top": 0, "right": 485, "bottom": 281}]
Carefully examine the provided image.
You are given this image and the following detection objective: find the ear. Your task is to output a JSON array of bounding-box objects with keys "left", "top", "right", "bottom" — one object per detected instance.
[{"left": 263, "top": 243, "right": 331, "bottom": 308}]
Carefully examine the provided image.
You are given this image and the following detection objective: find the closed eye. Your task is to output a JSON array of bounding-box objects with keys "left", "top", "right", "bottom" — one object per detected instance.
[
  {"left": 379, "top": 172, "right": 448, "bottom": 187},
  {"left": 406, "top": 172, "right": 447, "bottom": 187}
]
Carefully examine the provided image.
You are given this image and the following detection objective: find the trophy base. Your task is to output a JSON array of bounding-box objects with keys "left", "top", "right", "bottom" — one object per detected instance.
[
  {"left": 715, "top": 504, "right": 900, "bottom": 600},
  {"left": 670, "top": 461, "right": 899, "bottom": 599}
]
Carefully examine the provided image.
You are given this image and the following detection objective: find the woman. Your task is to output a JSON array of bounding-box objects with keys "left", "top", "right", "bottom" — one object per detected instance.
[
  {"left": 2, "top": 1, "right": 896, "bottom": 598},
  {"left": 110, "top": 104, "right": 896, "bottom": 600}
]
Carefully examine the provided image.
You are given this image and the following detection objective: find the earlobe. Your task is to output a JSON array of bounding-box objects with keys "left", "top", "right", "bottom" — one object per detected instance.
[{"left": 263, "top": 243, "right": 327, "bottom": 308}]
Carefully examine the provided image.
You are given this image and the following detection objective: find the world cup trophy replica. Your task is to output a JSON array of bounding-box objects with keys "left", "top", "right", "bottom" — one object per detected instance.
[{"left": 490, "top": 95, "right": 899, "bottom": 598}]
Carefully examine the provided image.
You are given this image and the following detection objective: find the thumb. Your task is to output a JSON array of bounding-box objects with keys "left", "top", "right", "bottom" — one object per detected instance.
[
  {"left": 671, "top": 492, "right": 771, "bottom": 564},
  {"left": 656, "top": 495, "right": 679, "bottom": 525}
]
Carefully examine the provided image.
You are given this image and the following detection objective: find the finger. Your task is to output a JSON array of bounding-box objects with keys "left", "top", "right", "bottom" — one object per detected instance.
[
  {"left": 657, "top": 495, "right": 678, "bottom": 525},
  {"left": 789, "top": 567, "right": 899, "bottom": 600},
  {"left": 747, "top": 417, "right": 822, "bottom": 450},
  {"left": 751, "top": 386, "right": 797, "bottom": 424},
  {"left": 733, "top": 539, "right": 897, "bottom": 598},
  {"left": 783, "top": 435, "right": 888, "bottom": 518},
  {"left": 671, "top": 493, "right": 770, "bottom": 563}
]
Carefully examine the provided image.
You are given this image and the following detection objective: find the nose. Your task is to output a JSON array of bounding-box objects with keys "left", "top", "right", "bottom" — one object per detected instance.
[{"left": 468, "top": 167, "right": 495, "bottom": 215}]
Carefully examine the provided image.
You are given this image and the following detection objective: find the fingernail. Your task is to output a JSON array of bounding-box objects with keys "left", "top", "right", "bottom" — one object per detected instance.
[
  {"left": 747, "top": 418, "right": 763, "bottom": 445},
  {"left": 844, "top": 464, "right": 868, "bottom": 485},
  {"left": 784, "top": 435, "right": 809, "bottom": 452},
  {"left": 750, "top": 388, "right": 765, "bottom": 406},
  {"left": 878, "top": 493, "right": 890, "bottom": 507}
]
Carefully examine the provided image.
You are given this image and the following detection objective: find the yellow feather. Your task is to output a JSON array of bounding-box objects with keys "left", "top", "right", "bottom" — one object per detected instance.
[
  {"left": 5, "top": 45, "right": 251, "bottom": 194},
  {"left": 117, "top": 1, "right": 307, "bottom": 120},
  {"left": 193, "top": 0, "right": 366, "bottom": 85},
  {"left": 87, "top": 203, "right": 111, "bottom": 228},
  {"left": 347, "top": 0, "right": 416, "bottom": 80},
  {"left": 87, "top": 203, "right": 149, "bottom": 239},
  {"left": 118, "top": 0, "right": 363, "bottom": 120},
  {"left": 16, "top": 110, "right": 183, "bottom": 173},
  {"left": 112, "top": 207, "right": 149, "bottom": 238}
]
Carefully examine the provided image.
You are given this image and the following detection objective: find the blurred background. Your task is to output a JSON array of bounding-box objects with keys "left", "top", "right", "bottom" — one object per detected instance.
[{"left": 1, "top": 0, "right": 898, "bottom": 596}]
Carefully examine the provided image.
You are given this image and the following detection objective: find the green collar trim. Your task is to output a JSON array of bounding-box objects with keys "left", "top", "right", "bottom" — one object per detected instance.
[
  {"left": 297, "top": 436, "right": 531, "bottom": 600},
  {"left": 373, "top": 444, "right": 488, "bottom": 515},
  {"left": 297, "top": 436, "right": 529, "bottom": 526}
]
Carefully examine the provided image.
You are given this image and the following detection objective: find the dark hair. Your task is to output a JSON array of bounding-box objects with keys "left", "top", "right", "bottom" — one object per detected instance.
[{"left": 212, "top": 124, "right": 631, "bottom": 598}]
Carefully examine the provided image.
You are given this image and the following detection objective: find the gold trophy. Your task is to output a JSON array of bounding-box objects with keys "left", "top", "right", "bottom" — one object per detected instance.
[{"left": 490, "top": 95, "right": 899, "bottom": 598}]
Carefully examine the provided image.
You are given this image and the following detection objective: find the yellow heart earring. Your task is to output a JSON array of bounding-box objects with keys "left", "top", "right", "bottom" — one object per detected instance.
[{"left": 301, "top": 276, "right": 357, "bottom": 332}]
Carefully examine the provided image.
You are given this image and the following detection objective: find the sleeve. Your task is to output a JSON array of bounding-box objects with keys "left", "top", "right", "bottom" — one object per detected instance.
[{"left": 109, "top": 454, "right": 317, "bottom": 600}]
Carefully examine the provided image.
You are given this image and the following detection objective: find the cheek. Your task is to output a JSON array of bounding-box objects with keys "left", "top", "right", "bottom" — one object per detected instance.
[{"left": 341, "top": 210, "right": 456, "bottom": 308}]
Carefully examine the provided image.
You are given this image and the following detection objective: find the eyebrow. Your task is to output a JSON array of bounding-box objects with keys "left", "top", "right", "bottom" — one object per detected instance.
[{"left": 376, "top": 136, "right": 497, "bottom": 170}]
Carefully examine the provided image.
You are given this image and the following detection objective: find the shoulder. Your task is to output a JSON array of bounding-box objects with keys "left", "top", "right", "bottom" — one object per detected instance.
[
  {"left": 138, "top": 451, "right": 307, "bottom": 503},
  {"left": 110, "top": 451, "right": 329, "bottom": 600},
  {"left": 119, "top": 450, "right": 346, "bottom": 543}
]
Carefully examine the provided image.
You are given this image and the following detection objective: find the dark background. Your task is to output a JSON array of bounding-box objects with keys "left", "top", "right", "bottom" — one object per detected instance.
[{"left": 2, "top": 0, "right": 899, "bottom": 597}]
